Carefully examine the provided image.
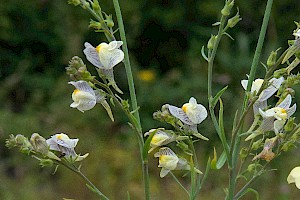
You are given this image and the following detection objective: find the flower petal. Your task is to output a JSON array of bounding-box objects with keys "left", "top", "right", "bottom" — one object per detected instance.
[
  {"left": 108, "top": 41, "right": 123, "bottom": 50},
  {"left": 160, "top": 168, "right": 170, "bottom": 178},
  {"left": 83, "top": 42, "right": 103, "bottom": 68},
  {"left": 69, "top": 81, "right": 95, "bottom": 96},
  {"left": 287, "top": 104, "right": 297, "bottom": 117},
  {"left": 259, "top": 77, "right": 284, "bottom": 101},
  {"left": 168, "top": 105, "right": 194, "bottom": 125},
  {"left": 99, "top": 48, "right": 124, "bottom": 69},
  {"left": 278, "top": 94, "right": 292, "bottom": 110}
]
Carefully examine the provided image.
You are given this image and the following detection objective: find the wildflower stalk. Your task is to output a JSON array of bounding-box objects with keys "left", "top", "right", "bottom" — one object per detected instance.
[
  {"left": 57, "top": 160, "right": 109, "bottom": 200},
  {"left": 227, "top": 0, "right": 273, "bottom": 199},
  {"left": 112, "top": 1, "right": 149, "bottom": 199},
  {"left": 170, "top": 172, "right": 190, "bottom": 197},
  {"left": 207, "top": 15, "right": 230, "bottom": 163}
]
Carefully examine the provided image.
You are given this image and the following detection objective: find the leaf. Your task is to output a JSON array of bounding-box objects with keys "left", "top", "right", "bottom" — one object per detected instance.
[
  {"left": 236, "top": 188, "right": 259, "bottom": 200},
  {"left": 210, "top": 86, "right": 228, "bottom": 109},
  {"left": 210, "top": 147, "right": 217, "bottom": 170},
  {"left": 216, "top": 150, "right": 227, "bottom": 169},
  {"left": 127, "top": 191, "right": 131, "bottom": 200},
  {"left": 212, "top": 21, "right": 221, "bottom": 26},
  {"left": 142, "top": 129, "right": 157, "bottom": 160},
  {"left": 211, "top": 148, "right": 226, "bottom": 170},
  {"left": 201, "top": 46, "right": 209, "bottom": 62},
  {"left": 223, "top": 32, "right": 234, "bottom": 40},
  {"left": 193, "top": 132, "right": 209, "bottom": 141}
]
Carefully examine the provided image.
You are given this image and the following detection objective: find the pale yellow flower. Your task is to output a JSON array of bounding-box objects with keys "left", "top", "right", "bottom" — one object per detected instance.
[
  {"left": 83, "top": 41, "right": 124, "bottom": 69},
  {"left": 46, "top": 133, "right": 88, "bottom": 162},
  {"left": 287, "top": 166, "right": 300, "bottom": 189},
  {"left": 168, "top": 97, "right": 207, "bottom": 125}
]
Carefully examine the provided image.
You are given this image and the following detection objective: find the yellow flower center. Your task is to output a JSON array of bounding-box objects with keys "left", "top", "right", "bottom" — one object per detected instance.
[
  {"left": 73, "top": 89, "right": 80, "bottom": 95},
  {"left": 96, "top": 45, "right": 102, "bottom": 53},
  {"left": 56, "top": 134, "right": 63, "bottom": 139},
  {"left": 182, "top": 104, "right": 188, "bottom": 113}
]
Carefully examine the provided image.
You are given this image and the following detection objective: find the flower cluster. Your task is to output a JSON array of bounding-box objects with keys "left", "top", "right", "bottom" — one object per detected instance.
[
  {"left": 147, "top": 97, "right": 207, "bottom": 177},
  {"left": 6, "top": 133, "right": 88, "bottom": 166}
]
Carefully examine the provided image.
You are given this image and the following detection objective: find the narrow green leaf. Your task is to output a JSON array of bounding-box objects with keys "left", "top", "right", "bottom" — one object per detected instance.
[
  {"left": 210, "top": 147, "right": 217, "bottom": 170},
  {"left": 223, "top": 32, "right": 234, "bottom": 40},
  {"left": 142, "top": 130, "right": 157, "bottom": 160},
  {"left": 86, "top": 183, "right": 97, "bottom": 193},
  {"left": 210, "top": 86, "right": 228, "bottom": 108},
  {"left": 127, "top": 191, "right": 131, "bottom": 200},
  {"left": 201, "top": 46, "right": 209, "bottom": 62},
  {"left": 193, "top": 132, "right": 209, "bottom": 141},
  {"left": 236, "top": 188, "right": 259, "bottom": 200},
  {"left": 212, "top": 21, "right": 221, "bottom": 26},
  {"left": 216, "top": 150, "right": 227, "bottom": 169},
  {"left": 218, "top": 99, "right": 226, "bottom": 143}
]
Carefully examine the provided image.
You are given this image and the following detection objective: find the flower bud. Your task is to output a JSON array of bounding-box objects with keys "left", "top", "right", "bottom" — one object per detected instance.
[
  {"left": 66, "top": 56, "right": 95, "bottom": 81},
  {"left": 207, "top": 35, "right": 216, "bottom": 49},
  {"left": 273, "top": 68, "right": 287, "bottom": 78},
  {"left": 91, "top": 0, "right": 101, "bottom": 13},
  {"left": 89, "top": 19, "right": 102, "bottom": 30},
  {"left": 68, "top": 0, "right": 80, "bottom": 6},
  {"left": 39, "top": 159, "right": 54, "bottom": 168},
  {"left": 30, "top": 133, "right": 49, "bottom": 156},
  {"left": 267, "top": 51, "right": 277, "bottom": 67},
  {"left": 105, "top": 14, "right": 114, "bottom": 28},
  {"left": 227, "top": 11, "right": 241, "bottom": 28},
  {"left": 251, "top": 138, "right": 263, "bottom": 150},
  {"left": 221, "top": 0, "right": 234, "bottom": 16}
]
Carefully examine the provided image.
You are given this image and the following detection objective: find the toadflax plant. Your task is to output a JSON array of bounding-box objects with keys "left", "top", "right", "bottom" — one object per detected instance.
[{"left": 5, "top": 0, "right": 300, "bottom": 199}]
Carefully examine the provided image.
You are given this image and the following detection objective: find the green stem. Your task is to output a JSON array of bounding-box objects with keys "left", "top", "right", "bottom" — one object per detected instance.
[
  {"left": 112, "top": 1, "right": 148, "bottom": 199},
  {"left": 170, "top": 172, "right": 190, "bottom": 197},
  {"left": 59, "top": 161, "right": 109, "bottom": 200},
  {"left": 112, "top": 0, "right": 142, "bottom": 132},
  {"left": 227, "top": 0, "right": 273, "bottom": 199},
  {"left": 207, "top": 15, "right": 231, "bottom": 164}
]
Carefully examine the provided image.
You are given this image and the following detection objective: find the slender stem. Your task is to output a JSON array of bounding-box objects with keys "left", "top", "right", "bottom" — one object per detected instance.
[
  {"left": 170, "top": 172, "right": 190, "bottom": 196},
  {"left": 227, "top": 0, "right": 273, "bottom": 199},
  {"left": 112, "top": 0, "right": 142, "bottom": 132},
  {"left": 207, "top": 15, "right": 231, "bottom": 163},
  {"left": 58, "top": 161, "right": 109, "bottom": 200},
  {"left": 112, "top": 2, "right": 148, "bottom": 199}
]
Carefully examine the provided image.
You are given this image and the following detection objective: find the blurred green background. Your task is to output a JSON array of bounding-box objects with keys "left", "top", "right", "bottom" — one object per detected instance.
[{"left": 1, "top": 0, "right": 300, "bottom": 199}]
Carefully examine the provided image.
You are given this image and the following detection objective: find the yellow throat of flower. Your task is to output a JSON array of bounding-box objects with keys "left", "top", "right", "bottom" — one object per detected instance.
[
  {"left": 96, "top": 44, "right": 102, "bottom": 53},
  {"left": 182, "top": 104, "right": 188, "bottom": 113},
  {"left": 73, "top": 89, "right": 80, "bottom": 95}
]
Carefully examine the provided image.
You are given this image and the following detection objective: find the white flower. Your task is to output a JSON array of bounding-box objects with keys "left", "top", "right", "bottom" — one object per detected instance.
[
  {"left": 293, "top": 29, "right": 300, "bottom": 38},
  {"left": 241, "top": 77, "right": 284, "bottom": 102},
  {"left": 287, "top": 166, "right": 300, "bottom": 189},
  {"left": 144, "top": 129, "right": 188, "bottom": 153},
  {"left": 245, "top": 94, "right": 296, "bottom": 141},
  {"left": 259, "top": 94, "right": 296, "bottom": 133},
  {"left": 68, "top": 81, "right": 102, "bottom": 112},
  {"left": 241, "top": 77, "right": 284, "bottom": 115},
  {"left": 83, "top": 41, "right": 124, "bottom": 69},
  {"left": 154, "top": 147, "right": 202, "bottom": 178},
  {"left": 168, "top": 97, "right": 207, "bottom": 125},
  {"left": 46, "top": 133, "right": 88, "bottom": 162}
]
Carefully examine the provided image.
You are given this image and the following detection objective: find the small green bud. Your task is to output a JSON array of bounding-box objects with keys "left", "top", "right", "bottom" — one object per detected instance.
[
  {"left": 281, "top": 140, "right": 296, "bottom": 152},
  {"left": 221, "top": 0, "right": 234, "bottom": 16},
  {"left": 285, "top": 117, "right": 295, "bottom": 132},
  {"left": 227, "top": 11, "right": 241, "bottom": 28},
  {"left": 273, "top": 68, "right": 287, "bottom": 78},
  {"left": 30, "top": 133, "right": 49, "bottom": 156},
  {"left": 207, "top": 35, "right": 217, "bottom": 49},
  {"left": 267, "top": 51, "right": 277, "bottom": 67},
  {"left": 68, "top": 0, "right": 81, "bottom": 6},
  {"left": 66, "top": 56, "right": 95, "bottom": 81},
  {"left": 91, "top": 0, "right": 101, "bottom": 13},
  {"left": 251, "top": 138, "right": 263, "bottom": 151},
  {"left": 239, "top": 147, "right": 248, "bottom": 159},
  {"left": 104, "top": 14, "right": 114, "bottom": 28},
  {"left": 89, "top": 19, "right": 102, "bottom": 30},
  {"left": 39, "top": 159, "right": 54, "bottom": 168}
]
